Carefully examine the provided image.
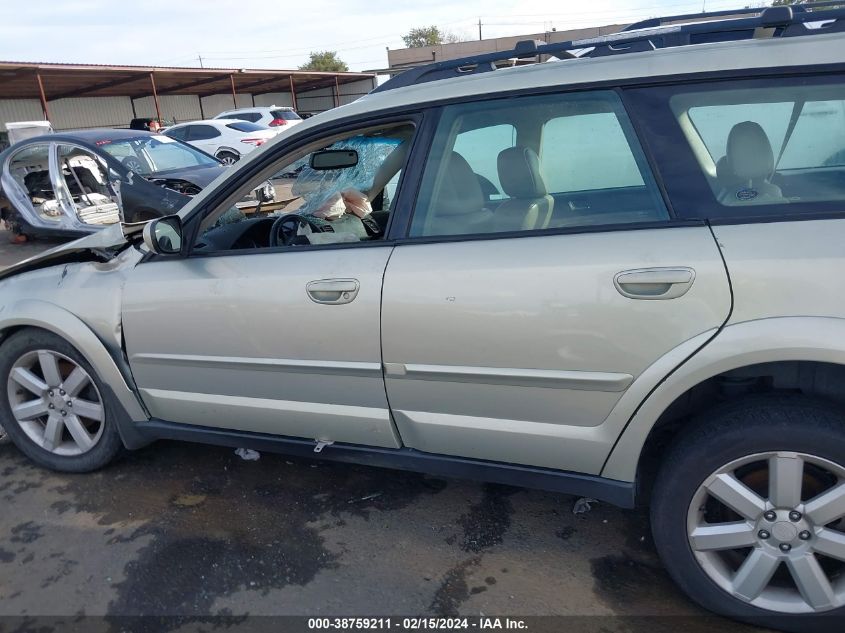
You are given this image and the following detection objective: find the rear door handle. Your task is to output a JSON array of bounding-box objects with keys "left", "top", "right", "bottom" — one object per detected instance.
[
  {"left": 306, "top": 279, "right": 360, "bottom": 304},
  {"left": 614, "top": 267, "right": 696, "bottom": 300}
]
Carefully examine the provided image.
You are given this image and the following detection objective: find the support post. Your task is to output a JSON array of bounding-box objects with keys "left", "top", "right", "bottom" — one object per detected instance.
[
  {"left": 333, "top": 76, "right": 340, "bottom": 108},
  {"left": 36, "top": 72, "right": 50, "bottom": 122},
  {"left": 289, "top": 75, "right": 298, "bottom": 111},
  {"left": 230, "top": 74, "right": 237, "bottom": 107},
  {"left": 149, "top": 72, "right": 162, "bottom": 122}
]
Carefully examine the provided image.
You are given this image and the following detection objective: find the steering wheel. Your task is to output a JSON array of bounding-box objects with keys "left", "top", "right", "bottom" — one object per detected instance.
[{"left": 269, "top": 213, "right": 327, "bottom": 247}]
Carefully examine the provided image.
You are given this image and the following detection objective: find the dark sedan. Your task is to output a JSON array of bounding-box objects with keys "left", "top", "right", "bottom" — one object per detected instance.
[{"left": 0, "top": 129, "right": 274, "bottom": 240}]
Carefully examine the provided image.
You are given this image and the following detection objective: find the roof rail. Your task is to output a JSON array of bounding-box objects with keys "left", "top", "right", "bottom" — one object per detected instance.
[
  {"left": 623, "top": 0, "right": 842, "bottom": 31},
  {"left": 374, "top": 2, "right": 845, "bottom": 94}
]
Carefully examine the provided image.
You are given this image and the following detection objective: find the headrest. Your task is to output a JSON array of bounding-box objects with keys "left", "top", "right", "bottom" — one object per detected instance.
[
  {"left": 498, "top": 146, "right": 548, "bottom": 198},
  {"left": 726, "top": 121, "right": 774, "bottom": 181},
  {"left": 434, "top": 151, "right": 485, "bottom": 217}
]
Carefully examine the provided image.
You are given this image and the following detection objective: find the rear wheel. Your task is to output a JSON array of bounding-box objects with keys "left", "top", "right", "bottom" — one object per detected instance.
[
  {"left": 0, "top": 329, "right": 123, "bottom": 472},
  {"left": 652, "top": 397, "right": 845, "bottom": 632},
  {"left": 217, "top": 151, "right": 239, "bottom": 165}
]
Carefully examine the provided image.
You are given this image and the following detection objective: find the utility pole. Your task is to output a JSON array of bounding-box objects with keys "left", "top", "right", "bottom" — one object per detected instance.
[
  {"left": 478, "top": 18, "right": 482, "bottom": 41},
  {"left": 197, "top": 54, "right": 204, "bottom": 68}
]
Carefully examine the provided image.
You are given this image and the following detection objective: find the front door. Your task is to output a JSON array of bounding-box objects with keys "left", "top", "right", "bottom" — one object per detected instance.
[
  {"left": 122, "top": 120, "right": 419, "bottom": 448},
  {"left": 381, "top": 90, "right": 732, "bottom": 473}
]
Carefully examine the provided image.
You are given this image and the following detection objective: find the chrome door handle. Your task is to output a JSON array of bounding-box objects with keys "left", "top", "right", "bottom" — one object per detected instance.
[
  {"left": 306, "top": 278, "right": 360, "bottom": 304},
  {"left": 614, "top": 267, "right": 696, "bottom": 300}
]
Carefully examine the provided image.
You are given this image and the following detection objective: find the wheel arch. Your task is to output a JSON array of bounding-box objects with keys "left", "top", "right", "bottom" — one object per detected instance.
[
  {"left": 601, "top": 316, "right": 845, "bottom": 490},
  {"left": 0, "top": 299, "right": 149, "bottom": 427},
  {"left": 214, "top": 147, "right": 241, "bottom": 158}
]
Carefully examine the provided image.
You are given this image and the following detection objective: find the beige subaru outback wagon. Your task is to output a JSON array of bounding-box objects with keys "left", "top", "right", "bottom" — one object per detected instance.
[{"left": 1, "top": 4, "right": 844, "bottom": 631}]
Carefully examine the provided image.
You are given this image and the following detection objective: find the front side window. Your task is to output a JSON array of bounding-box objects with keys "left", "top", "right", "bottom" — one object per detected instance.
[
  {"left": 670, "top": 80, "right": 845, "bottom": 208},
  {"left": 409, "top": 90, "right": 668, "bottom": 238},
  {"left": 193, "top": 122, "right": 415, "bottom": 252}
]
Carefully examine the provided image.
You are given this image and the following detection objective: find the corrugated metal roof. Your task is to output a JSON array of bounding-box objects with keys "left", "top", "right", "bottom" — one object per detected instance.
[{"left": 0, "top": 61, "right": 375, "bottom": 100}]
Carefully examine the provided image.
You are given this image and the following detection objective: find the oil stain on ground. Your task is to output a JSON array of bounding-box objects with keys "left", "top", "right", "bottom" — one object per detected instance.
[
  {"left": 45, "top": 441, "right": 448, "bottom": 632},
  {"left": 430, "top": 484, "right": 519, "bottom": 615}
]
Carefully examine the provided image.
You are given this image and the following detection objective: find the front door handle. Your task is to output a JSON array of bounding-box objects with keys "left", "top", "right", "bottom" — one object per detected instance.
[
  {"left": 306, "top": 278, "right": 360, "bottom": 304},
  {"left": 614, "top": 267, "right": 696, "bottom": 300}
]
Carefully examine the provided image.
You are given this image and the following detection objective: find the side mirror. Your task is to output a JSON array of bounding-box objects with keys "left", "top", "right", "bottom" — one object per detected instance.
[
  {"left": 142, "top": 215, "right": 183, "bottom": 255},
  {"left": 310, "top": 149, "right": 358, "bottom": 170}
]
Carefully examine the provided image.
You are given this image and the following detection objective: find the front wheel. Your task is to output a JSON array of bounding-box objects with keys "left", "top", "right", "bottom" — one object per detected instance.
[
  {"left": 651, "top": 397, "right": 845, "bottom": 632},
  {"left": 0, "top": 329, "right": 124, "bottom": 472}
]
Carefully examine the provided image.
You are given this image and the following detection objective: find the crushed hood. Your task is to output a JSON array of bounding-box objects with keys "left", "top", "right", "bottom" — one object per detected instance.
[{"left": 0, "top": 223, "right": 130, "bottom": 282}]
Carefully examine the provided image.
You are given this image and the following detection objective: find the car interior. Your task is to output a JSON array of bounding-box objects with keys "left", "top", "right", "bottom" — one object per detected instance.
[
  {"left": 7, "top": 143, "right": 120, "bottom": 226},
  {"left": 8, "top": 144, "right": 63, "bottom": 222},
  {"left": 671, "top": 83, "right": 845, "bottom": 207},
  {"left": 412, "top": 94, "right": 670, "bottom": 237},
  {"left": 57, "top": 146, "right": 120, "bottom": 225},
  {"left": 193, "top": 124, "right": 414, "bottom": 252}
]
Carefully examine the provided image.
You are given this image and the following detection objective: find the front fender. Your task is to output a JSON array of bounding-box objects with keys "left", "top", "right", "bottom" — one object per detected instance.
[
  {"left": 0, "top": 299, "right": 149, "bottom": 426},
  {"left": 601, "top": 317, "right": 845, "bottom": 482}
]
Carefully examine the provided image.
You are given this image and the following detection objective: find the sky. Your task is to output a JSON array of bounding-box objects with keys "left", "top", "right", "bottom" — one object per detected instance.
[{"left": 0, "top": 0, "right": 765, "bottom": 72}]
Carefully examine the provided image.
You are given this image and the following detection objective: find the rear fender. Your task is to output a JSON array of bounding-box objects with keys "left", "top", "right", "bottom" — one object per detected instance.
[{"left": 601, "top": 317, "right": 845, "bottom": 482}]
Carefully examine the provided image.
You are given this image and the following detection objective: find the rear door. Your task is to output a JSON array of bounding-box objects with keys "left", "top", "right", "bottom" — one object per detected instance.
[
  {"left": 381, "top": 90, "right": 732, "bottom": 475},
  {"left": 186, "top": 124, "right": 222, "bottom": 155}
]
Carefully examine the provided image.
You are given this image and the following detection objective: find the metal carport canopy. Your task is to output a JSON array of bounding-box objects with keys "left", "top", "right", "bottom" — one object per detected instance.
[{"left": 0, "top": 61, "right": 375, "bottom": 119}]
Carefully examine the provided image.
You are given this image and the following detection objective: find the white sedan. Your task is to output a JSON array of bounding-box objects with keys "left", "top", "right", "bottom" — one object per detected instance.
[{"left": 162, "top": 120, "right": 277, "bottom": 165}]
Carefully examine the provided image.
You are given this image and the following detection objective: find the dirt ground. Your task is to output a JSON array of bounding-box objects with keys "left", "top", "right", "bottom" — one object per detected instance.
[{"left": 0, "top": 227, "right": 768, "bottom": 633}]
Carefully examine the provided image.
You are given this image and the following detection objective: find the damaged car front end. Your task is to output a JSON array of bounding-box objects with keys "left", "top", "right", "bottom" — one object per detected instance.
[{"left": 0, "top": 129, "right": 275, "bottom": 240}]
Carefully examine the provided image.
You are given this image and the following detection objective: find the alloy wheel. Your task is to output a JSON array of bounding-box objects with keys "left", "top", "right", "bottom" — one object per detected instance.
[
  {"left": 6, "top": 350, "right": 105, "bottom": 456},
  {"left": 688, "top": 451, "right": 845, "bottom": 613}
]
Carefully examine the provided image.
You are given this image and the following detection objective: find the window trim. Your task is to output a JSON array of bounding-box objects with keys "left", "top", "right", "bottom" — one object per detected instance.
[
  {"left": 625, "top": 72, "right": 845, "bottom": 222},
  {"left": 166, "top": 112, "right": 429, "bottom": 262},
  {"left": 404, "top": 88, "right": 671, "bottom": 240}
]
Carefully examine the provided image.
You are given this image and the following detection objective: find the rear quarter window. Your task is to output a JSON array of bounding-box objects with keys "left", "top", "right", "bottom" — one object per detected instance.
[{"left": 626, "top": 75, "right": 845, "bottom": 220}]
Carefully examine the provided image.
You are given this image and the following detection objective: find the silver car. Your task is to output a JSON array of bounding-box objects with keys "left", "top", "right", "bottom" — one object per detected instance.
[{"left": 1, "top": 5, "right": 845, "bottom": 631}]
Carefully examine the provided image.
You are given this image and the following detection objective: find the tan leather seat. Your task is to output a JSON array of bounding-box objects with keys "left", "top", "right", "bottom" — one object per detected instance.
[
  {"left": 717, "top": 121, "right": 784, "bottom": 205},
  {"left": 424, "top": 151, "right": 493, "bottom": 235},
  {"left": 494, "top": 146, "right": 554, "bottom": 231}
]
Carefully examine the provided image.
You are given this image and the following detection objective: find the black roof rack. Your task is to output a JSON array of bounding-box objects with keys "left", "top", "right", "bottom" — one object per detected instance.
[{"left": 374, "top": 2, "right": 845, "bottom": 94}]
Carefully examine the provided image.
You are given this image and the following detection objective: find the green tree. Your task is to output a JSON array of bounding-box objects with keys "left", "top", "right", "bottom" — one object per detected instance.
[
  {"left": 299, "top": 51, "right": 349, "bottom": 72},
  {"left": 401, "top": 26, "right": 462, "bottom": 48}
]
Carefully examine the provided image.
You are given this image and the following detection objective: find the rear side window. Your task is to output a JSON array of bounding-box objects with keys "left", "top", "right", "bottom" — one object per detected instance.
[
  {"left": 272, "top": 110, "right": 301, "bottom": 121},
  {"left": 226, "top": 121, "right": 265, "bottom": 132},
  {"left": 409, "top": 90, "right": 668, "bottom": 238},
  {"left": 540, "top": 113, "right": 646, "bottom": 193},
  {"left": 453, "top": 124, "right": 515, "bottom": 200},
  {"left": 628, "top": 75, "right": 845, "bottom": 219},
  {"left": 219, "top": 112, "right": 261, "bottom": 123},
  {"left": 188, "top": 125, "right": 221, "bottom": 141}
]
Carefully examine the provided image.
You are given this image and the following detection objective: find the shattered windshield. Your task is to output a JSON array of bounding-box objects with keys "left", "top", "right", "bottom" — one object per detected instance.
[
  {"left": 286, "top": 134, "right": 403, "bottom": 214},
  {"left": 99, "top": 135, "right": 219, "bottom": 175}
]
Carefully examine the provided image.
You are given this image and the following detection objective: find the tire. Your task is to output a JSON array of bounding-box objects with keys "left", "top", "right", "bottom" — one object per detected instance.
[
  {"left": 0, "top": 328, "right": 124, "bottom": 472},
  {"left": 217, "top": 151, "right": 239, "bottom": 166},
  {"left": 651, "top": 396, "right": 845, "bottom": 633}
]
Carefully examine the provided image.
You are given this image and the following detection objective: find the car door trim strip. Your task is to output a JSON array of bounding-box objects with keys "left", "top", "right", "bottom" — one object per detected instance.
[
  {"left": 383, "top": 363, "right": 633, "bottom": 392},
  {"left": 130, "top": 353, "right": 382, "bottom": 377}
]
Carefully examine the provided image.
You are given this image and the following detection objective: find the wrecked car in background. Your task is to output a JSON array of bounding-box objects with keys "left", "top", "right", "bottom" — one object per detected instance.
[{"left": 0, "top": 129, "right": 275, "bottom": 240}]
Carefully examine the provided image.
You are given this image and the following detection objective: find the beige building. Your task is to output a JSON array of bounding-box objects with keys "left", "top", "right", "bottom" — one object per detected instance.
[{"left": 386, "top": 23, "right": 629, "bottom": 72}]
